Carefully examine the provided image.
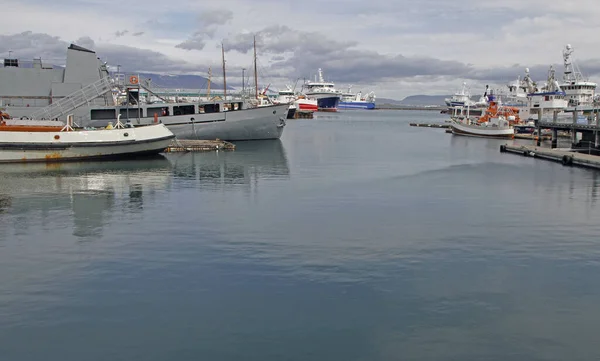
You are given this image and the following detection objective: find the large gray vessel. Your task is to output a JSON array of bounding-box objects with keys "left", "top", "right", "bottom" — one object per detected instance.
[{"left": 0, "top": 44, "right": 288, "bottom": 141}]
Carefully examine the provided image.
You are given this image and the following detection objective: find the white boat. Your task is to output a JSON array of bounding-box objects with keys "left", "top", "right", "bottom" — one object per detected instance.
[
  {"left": 303, "top": 69, "right": 341, "bottom": 112},
  {"left": 0, "top": 114, "right": 175, "bottom": 163},
  {"left": 560, "top": 44, "right": 597, "bottom": 108},
  {"left": 524, "top": 66, "right": 569, "bottom": 119},
  {"left": 272, "top": 85, "right": 297, "bottom": 119},
  {"left": 450, "top": 96, "right": 515, "bottom": 139},
  {"left": 444, "top": 82, "right": 487, "bottom": 107}
]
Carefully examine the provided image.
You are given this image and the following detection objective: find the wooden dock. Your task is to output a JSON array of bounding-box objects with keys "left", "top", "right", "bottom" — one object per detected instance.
[
  {"left": 514, "top": 133, "right": 551, "bottom": 140},
  {"left": 164, "top": 139, "right": 235, "bottom": 152},
  {"left": 409, "top": 123, "right": 450, "bottom": 128},
  {"left": 294, "top": 111, "right": 314, "bottom": 119},
  {"left": 500, "top": 144, "right": 600, "bottom": 170}
]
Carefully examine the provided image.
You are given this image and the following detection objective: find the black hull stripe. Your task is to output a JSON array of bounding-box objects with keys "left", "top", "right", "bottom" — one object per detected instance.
[
  {"left": 0, "top": 135, "right": 175, "bottom": 150},
  {"left": 0, "top": 149, "right": 169, "bottom": 164},
  {"left": 451, "top": 127, "right": 514, "bottom": 139}
]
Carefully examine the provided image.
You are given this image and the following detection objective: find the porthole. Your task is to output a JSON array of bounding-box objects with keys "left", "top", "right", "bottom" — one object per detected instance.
[{"left": 54, "top": 135, "right": 60, "bottom": 140}]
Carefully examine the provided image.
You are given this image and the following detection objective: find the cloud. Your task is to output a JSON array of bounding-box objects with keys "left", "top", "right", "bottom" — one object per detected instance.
[
  {"left": 0, "top": 31, "right": 66, "bottom": 61},
  {"left": 0, "top": 31, "right": 199, "bottom": 74},
  {"left": 74, "top": 36, "right": 95, "bottom": 50},
  {"left": 4, "top": 0, "right": 600, "bottom": 98},
  {"left": 175, "top": 8, "right": 233, "bottom": 51},
  {"left": 222, "top": 25, "right": 472, "bottom": 85}
]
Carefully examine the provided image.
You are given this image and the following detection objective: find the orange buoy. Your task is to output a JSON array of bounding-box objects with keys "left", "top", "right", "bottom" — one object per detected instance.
[
  {"left": 129, "top": 75, "right": 139, "bottom": 84},
  {"left": 153, "top": 113, "right": 158, "bottom": 123}
]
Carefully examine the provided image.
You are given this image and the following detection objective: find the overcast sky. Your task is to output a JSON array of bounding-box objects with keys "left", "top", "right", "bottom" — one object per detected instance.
[{"left": 2, "top": 0, "right": 600, "bottom": 99}]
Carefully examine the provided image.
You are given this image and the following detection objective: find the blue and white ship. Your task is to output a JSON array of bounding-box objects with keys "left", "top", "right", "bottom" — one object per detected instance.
[
  {"left": 304, "top": 68, "right": 340, "bottom": 112},
  {"left": 338, "top": 86, "right": 376, "bottom": 109}
]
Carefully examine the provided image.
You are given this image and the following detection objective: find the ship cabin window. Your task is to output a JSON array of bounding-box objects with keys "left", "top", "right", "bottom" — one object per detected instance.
[
  {"left": 202, "top": 104, "right": 220, "bottom": 113},
  {"left": 173, "top": 105, "right": 195, "bottom": 116},
  {"left": 545, "top": 96, "right": 550, "bottom": 101},
  {"left": 3, "top": 59, "right": 18, "bottom": 67},
  {"left": 91, "top": 109, "right": 117, "bottom": 120},
  {"left": 119, "top": 109, "right": 142, "bottom": 118},
  {"left": 147, "top": 107, "right": 167, "bottom": 118}
]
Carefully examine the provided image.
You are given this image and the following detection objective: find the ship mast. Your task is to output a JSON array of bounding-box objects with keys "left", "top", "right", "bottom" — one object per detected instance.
[
  {"left": 207, "top": 67, "right": 211, "bottom": 98},
  {"left": 222, "top": 42, "right": 227, "bottom": 100},
  {"left": 253, "top": 35, "right": 258, "bottom": 100}
]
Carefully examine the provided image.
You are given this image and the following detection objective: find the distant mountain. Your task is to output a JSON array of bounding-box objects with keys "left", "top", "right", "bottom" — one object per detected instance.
[
  {"left": 376, "top": 97, "right": 404, "bottom": 106},
  {"left": 398, "top": 95, "right": 448, "bottom": 106}
]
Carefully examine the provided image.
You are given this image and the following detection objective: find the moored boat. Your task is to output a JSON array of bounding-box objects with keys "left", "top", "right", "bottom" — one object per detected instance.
[
  {"left": 338, "top": 87, "right": 376, "bottom": 110},
  {"left": 450, "top": 95, "right": 516, "bottom": 139},
  {"left": 1, "top": 43, "right": 286, "bottom": 141},
  {"left": 304, "top": 69, "right": 340, "bottom": 112},
  {"left": 0, "top": 114, "right": 175, "bottom": 163}
]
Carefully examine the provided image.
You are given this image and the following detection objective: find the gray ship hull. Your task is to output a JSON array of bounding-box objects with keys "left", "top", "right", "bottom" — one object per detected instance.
[{"left": 86, "top": 103, "right": 288, "bottom": 141}]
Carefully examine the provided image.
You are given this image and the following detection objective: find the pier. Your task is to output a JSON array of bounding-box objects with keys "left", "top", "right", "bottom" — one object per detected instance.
[
  {"left": 409, "top": 123, "right": 450, "bottom": 128},
  {"left": 294, "top": 111, "right": 314, "bottom": 119},
  {"left": 164, "top": 139, "right": 235, "bottom": 152},
  {"left": 500, "top": 144, "right": 600, "bottom": 170}
]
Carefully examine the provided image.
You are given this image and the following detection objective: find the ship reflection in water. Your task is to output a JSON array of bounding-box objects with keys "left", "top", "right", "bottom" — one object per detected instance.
[
  {"left": 165, "top": 139, "right": 290, "bottom": 187},
  {"left": 0, "top": 140, "right": 290, "bottom": 239}
]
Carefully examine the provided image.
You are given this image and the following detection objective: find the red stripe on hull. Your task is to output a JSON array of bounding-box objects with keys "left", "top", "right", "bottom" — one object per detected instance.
[{"left": 298, "top": 104, "right": 318, "bottom": 111}]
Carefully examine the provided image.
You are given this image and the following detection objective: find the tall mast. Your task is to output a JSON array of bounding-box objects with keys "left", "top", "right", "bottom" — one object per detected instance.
[
  {"left": 207, "top": 67, "right": 211, "bottom": 98},
  {"left": 222, "top": 42, "right": 227, "bottom": 100},
  {"left": 253, "top": 35, "right": 258, "bottom": 100}
]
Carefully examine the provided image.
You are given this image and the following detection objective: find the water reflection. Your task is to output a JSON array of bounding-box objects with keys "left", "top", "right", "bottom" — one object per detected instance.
[
  {"left": 0, "top": 156, "right": 172, "bottom": 239},
  {"left": 165, "top": 140, "right": 290, "bottom": 188}
]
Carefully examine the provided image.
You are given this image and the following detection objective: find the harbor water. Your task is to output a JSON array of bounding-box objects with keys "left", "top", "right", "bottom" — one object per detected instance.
[{"left": 1, "top": 110, "right": 600, "bottom": 360}]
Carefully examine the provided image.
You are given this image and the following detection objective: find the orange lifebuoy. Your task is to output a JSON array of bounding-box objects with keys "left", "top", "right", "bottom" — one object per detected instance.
[{"left": 129, "top": 75, "right": 138, "bottom": 84}]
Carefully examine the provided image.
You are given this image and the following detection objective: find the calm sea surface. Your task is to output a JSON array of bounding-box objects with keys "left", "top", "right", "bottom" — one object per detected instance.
[{"left": 1, "top": 110, "right": 600, "bottom": 360}]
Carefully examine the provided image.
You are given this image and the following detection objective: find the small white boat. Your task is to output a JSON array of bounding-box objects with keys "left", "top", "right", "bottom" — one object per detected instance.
[
  {"left": 450, "top": 96, "right": 515, "bottom": 139},
  {"left": 0, "top": 113, "right": 175, "bottom": 163}
]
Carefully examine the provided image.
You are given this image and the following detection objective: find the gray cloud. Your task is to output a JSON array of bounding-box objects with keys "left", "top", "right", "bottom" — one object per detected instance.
[
  {"left": 115, "top": 30, "right": 128, "bottom": 37},
  {"left": 0, "top": 31, "right": 66, "bottom": 61},
  {"left": 132, "top": 31, "right": 144, "bottom": 37},
  {"left": 176, "top": 8, "right": 233, "bottom": 51},
  {"left": 74, "top": 36, "right": 95, "bottom": 50},
  {"left": 4, "top": 28, "right": 600, "bottom": 96},
  {"left": 175, "top": 37, "right": 207, "bottom": 51},
  {"left": 0, "top": 31, "right": 198, "bottom": 74},
  {"left": 223, "top": 25, "right": 471, "bottom": 84}
]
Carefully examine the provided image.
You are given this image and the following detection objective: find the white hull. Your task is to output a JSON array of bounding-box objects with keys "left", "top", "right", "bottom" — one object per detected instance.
[
  {"left": 86, "top": 103, "right": 288, "bottom": 141},
  {"left": 451, "top": 121, "right": 514, "bottom": 139},
  {"left": 0, "top": 124, "right": 175, "bottom": 163},
  {"left": 304, "top": 92, "right": 340, "bottom": 100}
]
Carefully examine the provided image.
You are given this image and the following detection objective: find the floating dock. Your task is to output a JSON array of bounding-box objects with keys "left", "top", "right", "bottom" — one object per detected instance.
[
  {"left": 514, "top": 133, "right": 551, "bottom": 140},
  {"left": 294, "top": 111, "right": 314, "bottom": 119},
  {"left": 500, "top": 144, "right": 600, "bottom": 170},
  {"left": 164, "top": 139, "right": 235, "bottom": 152},
  {"left": 409, "top": 123, "right": 450, "bottom": 128}
]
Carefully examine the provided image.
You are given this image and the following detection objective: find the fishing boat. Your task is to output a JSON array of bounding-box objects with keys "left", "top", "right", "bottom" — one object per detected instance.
[
  {"left": 272, "top": 85, "right": 297, "bottom": 119},
  {"left": 338, "top": 86, "right": 376, "bottom": 109},
  {"left": 304, "top": 69, "right": 340, "bottom": 112},
  {"left": 0, "top": 112, "right": 175, "bottom": 163},
  {"left": 294, "top": 95, "right": 318, "bottom": 112},
  {"left": 560, "top": 44, "right": 597, "bottom": 108},
  {"left": 450, "top": 94, "right": 516, "bottom": 139}
]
